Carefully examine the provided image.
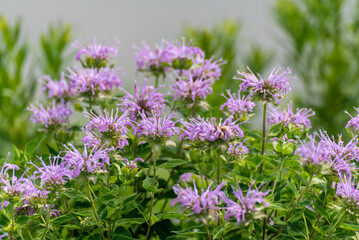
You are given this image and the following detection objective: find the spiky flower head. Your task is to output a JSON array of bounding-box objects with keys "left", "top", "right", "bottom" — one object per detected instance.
[
  {"left": 184, "top": 57, "right": 223, "bottom": 81},
  {"left": 268, "top": 101, "right": 314, "bottom": 129},
  {"left": 31, "top": 156, "right": 73, "bottom": 190},
  {"left": 67, "top": 66, "right": 122, "bottom": 96},
  {"left": 73, "top": 37, "right": 119, "bottom": 68},
  {"left": 171, "top": 181, "right": 226, "bottom": 217},
  {"left": 345, "top": 107, "right": 359, "bottom": 135},
  {"left": 82, "top": 107, "right": 133, "bottom": 149},
  {"left": 167, "top": 38, "right": 204, "bottom": 70},
  {"left": 63, "top": 144, "right": 111, "bottom": 177},
  {"left": 180, "top": 116, "right": 244, "bottom": 144},
  {"left": 134, "top": 40, "right": 172, "bottom": 77},
  {"left": 336, "top": 177, "right": 359, "bottom": 214},
  {"left": 227, "top": 141, "right": 249, "bottom": 158},
  {"left": 28, "top": 100, "right": 72, "bottom": 129},
  {"left": 134, "top": 111, "right": 180, "bottom": 142},
  {"left": 42, "top": 74, "right": 75, "bottom": 99},
  {"left": 220, "top": 90, "right": 256, "bottom": 118},
  {"left": 222, "top": 185, "right": 269, "bottom": 224},
  {"left": 234, "top": 67, "right": 293, "bottom": 104},
  {"left": 172, "top": 73, "right": 215, "bottom": 102},
  {"left": 117, "top": 80, "right": 166, "bottom": 121}
]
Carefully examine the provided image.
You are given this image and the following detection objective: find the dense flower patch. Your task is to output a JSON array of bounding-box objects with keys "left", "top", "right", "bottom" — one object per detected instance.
[{"left": 0, "top": 37, "right": 359, "bottom": 239}]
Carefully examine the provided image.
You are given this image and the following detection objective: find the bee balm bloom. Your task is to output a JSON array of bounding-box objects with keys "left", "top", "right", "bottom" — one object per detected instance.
[
  {"left": 73, "top": 37, "right": 118, "bottom": 62},
  {"left": 235, "top": 67, "right": 293, "bottom": 104},
  {"left": 220, "top": 90, "right": 256, "bottom": 117}
]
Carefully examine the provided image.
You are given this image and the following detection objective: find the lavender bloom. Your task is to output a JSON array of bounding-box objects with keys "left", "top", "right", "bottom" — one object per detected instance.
[
  {"left": 42, "top": 74, "right": 75, "bottom": 99},
  {"left": 186, "top": 57, "right": 223, "bottom": 81},
  {"left": 171, "top": 181, "right": 226, "bottom": 215},
  {"left": 267, "top": 101, "right": 314, "bottom": 129},
  {"left": 336, "top": 177, "right": 359, "bottom": 211},
  {"left": 73, "top": 37, "right": 118, "bottom": 61},
  {"left": 117, "top": 80, "right": 166, "bottom": 121},
  {"left": 297, "top": 132, "right": 358, "bottom": 178},
  {"left": 134, "top": 111, "right": 180, "bottom": 141},
  {"left": 167, "top": 38, "right": 204, "bottom": 63},
  {"left": 234, "top": 67, "right": 293, "bottom": 104},
  {"left": 222, "top": 185, "right": 269, "bottom": 224},
  {"left": 134, "top": 40, "right": 172, "bottom": 72},
  {"left": 83, "top": 107, "right": 133, "bottom": 149},
  {"left": 31, "top": 156, "right": 73, "bottom": 189},
  {"left": 122, "top": 158, "right": 144, "bottom": 169},
  {"left": 28, "top": 100, "right": 72, "bottom": 128},
  {"left": 227, "top": 141, "right": 249, "bottom": 158},
  {"left": 172, "top": 73, "right": 215, "bottom": 101},
  {"left": 346, "top": 107, "right": 359, "bottom": 133},
  {"left": 0, "top": 156, "right": 28, "bottom": 197},
  {"left": 63, "top": 144, "right": 111, "bottom": 177},
  {"left": 181, "top": 116, "right": 244, "bottom": 143},
  {"left": 220, "top": 90, "right": 256, "bottom": 116},
  {"left": 67, "top": 66, "right": 122, "bottom": 96}
]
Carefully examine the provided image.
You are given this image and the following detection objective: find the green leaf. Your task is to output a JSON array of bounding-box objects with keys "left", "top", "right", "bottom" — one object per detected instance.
[
  {"left": 24, "top": 134, "right": 46, "bottom": 158},
  {"left": 267, "top": 123, "right": 283, "bottom": 137},
  {"left": 52, "top": 213, "right": 75, "bottom": 225},
  {"left": 339, "top": 223, "right": 359, "bottom": 231},
  {"left": 314, "top": 203, "right": 329, "bottom": 221},
  {"left": 0, "top": 213, "right": 10, "bottom": 226},
  {"left": 61, "top": 189, "right": 89, "bottom": 202},
  {"left": 158, "top": 159, "right": 189, "bottom": 169},
  {"left": 142, "top": 176, "right": 158, "bottom": 193},
  {"left": 115, "top": 218, "right": 146, "bottom": 226}
]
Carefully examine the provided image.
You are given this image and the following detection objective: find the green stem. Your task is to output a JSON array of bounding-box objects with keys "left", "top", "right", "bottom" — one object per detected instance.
[
  {"left": 155, "top": 76, "right": 159, "bottom": 89},
  {"left": 271, "top": 157, "right": 286, "bottom": 197},
  {"left": 268, "top": 175, "right": 313, "bottom": 240},
  {"left": 217, "top": 149, "right": 221, "bottom": 185},
  {"left": 326, "top": 209, "right": 347, "bottom": 238},
  {"left": 26, "top": 226, "right": 34, "bottom": 240},
  {"left": 259, "top": 102, "right": 267, "bottom": 174},
  {"left": 87, "top": 179, "right": 106, "bottom": 240},
  {"left": 309, "top": 189, "right": 328, "bottom": 240},
  {"left": 145, "top": 151, "right": 158, "bottom": 240},
  {"left": 41, "top": 194, "right": 55, "bottom": 240},
  {"left": 205, "top": 224, "right": 212, "bottom": 240}
]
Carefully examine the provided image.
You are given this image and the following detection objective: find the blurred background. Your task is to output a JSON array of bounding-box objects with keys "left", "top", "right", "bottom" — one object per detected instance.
[{"left": 1, "top": 0, "right": 359, "bottom": 154}]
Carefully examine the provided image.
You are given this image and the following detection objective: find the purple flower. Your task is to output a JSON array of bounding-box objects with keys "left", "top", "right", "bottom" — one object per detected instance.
[
  {"left": 42, "top": 74, "right": 75, "bottom": 99},
  {"left": 346, "top": 107, "right": 359, "bottom": 133},
  {"left": 222, "top": 185, "right": 269, "bottom": 224},
  {"left": 234, "top": 67, "right": 293, "bottom": 104},
  {"left": 227, "top": 141, "right": 249, "bottom": 158},
  {"left": 0, "top": 155, "right": 28, "bottom": 197},
  {"left": 73, "top": 37, "right": 119, "bottom": 61},
  {"left": 31, "top": 156, "right": 73, "bottom": 189},
  {"left": 67, "top": 66, "right": 122, "bottom": 96},
  {"left": 134, "top": 40, "right": 172, "bottom": 73},
  {"left": 117, "top": 80, "right": 166, "bottom": 121},
  {"left": 172, "top": 73, "right": 215, "bottom": 101},
  {"left": 63, "top": 144, "right": 111, "bottom": 177},
  {"left": 171, "top": 181, "right": 226, "bottom": 215},
  {"left": 83, "top": 107, "right": 133, "bottom": 149},
  {"left": 122, "top": 158, "right": 144, "bottom": 169},
  {"left": 134, "top": 111, "right": 180, "bottom": 141},
  {"left": 220, "top": 90, "right": 256, "bottom": 116},
  {"left": 28, "top": 100, "right": 72, "bottom": 128},
  {"left": 167, "top": 38, "right": 204, "bottom": 64},
  {"left": 181, "top": 116, "right": 244, "bottom": 143},
  {"left": 185, "top": 57, "right": 223, "bottom": 81},
  {"left": 336, "top": 177, "right": 359, "bottom": 211},
  {"left": 267, "top": 101, "right": 314, "bottom": 129},
  {"left": 297, "top": 132, "right": 358, "bottom": 178}
]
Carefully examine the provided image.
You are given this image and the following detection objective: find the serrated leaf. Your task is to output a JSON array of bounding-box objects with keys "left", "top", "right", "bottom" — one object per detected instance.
[
  {"left": 142, "top": 176, "right": 158, "bottom": 193},
  {"left": 158, "top": 159, "right": 189, "bottom": 169}
]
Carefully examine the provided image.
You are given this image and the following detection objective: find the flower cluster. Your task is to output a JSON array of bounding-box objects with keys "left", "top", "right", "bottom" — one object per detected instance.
[
  {"left": 235, "top": 67, "right": 293, "bottom": 104},
  {"left": 181, "top": 116, "right": 243, "bottom": 143},
  {"left": 134, "top": 111, "right": 180, "bottom": 141},
  {"left": 267, "top": 101, "right": 314, "bottom": 129},
  {"left": 31, "top": 156, "right": 73, "bottom": 189},
  {"left": 336, "top": 177, "right": 359, "bottom": 212},
  {"left": 220, "top": 90, "right": 256, "bottom": 117},
  {"left": 28, "top": 100, "right": 72, "bottom": 129},
  {"left": 227, "top": 141, "right": 249, "bottom": 158},
  {"left": 63, "top": 144, "right": 111, "bottom": 177},
  {"left": 346, "top": 107, "right": 359, "bottom": 134},
  {"left": 172, "top": 73, "right": 215, "bottom": 102},
  {"left": 42, "top": 74, "right": 74, "bottom": 99},
  {"left": 222, "top": 185, "right": 269, "bottom": 224},
  {"left": 117, "top": 80, "right": 166, "bottom": 121},
  {"left": 171, "top": 182, "right": 225, "bottom": 216},
  {"left": 67, "top": 67, "right": 122, "bottom": 96},
  {"left": 82, "top": 107, "right": 132, "bottom": 149}
]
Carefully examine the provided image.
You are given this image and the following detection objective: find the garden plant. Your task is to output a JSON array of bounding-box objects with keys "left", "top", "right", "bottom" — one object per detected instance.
[{"left": 1, "top": 37, "right": 359, "bottom": 240}]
